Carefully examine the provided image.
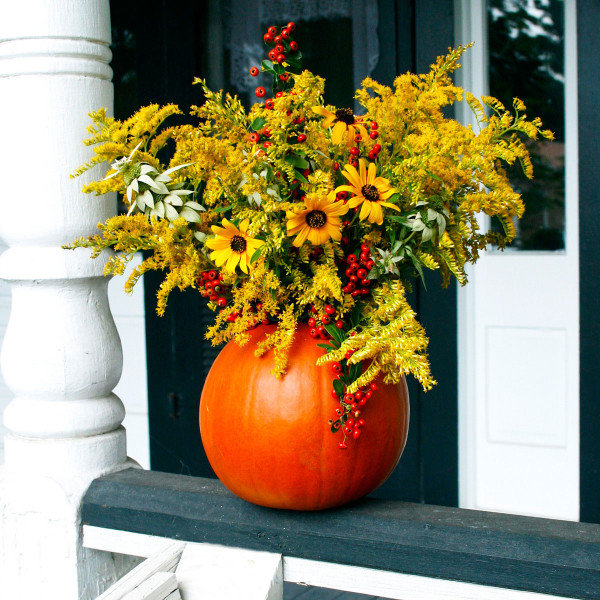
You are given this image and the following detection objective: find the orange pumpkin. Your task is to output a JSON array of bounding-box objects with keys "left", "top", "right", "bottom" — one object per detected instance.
[{"left": 199, "top": 323, "right": 409, "bottom": 510}]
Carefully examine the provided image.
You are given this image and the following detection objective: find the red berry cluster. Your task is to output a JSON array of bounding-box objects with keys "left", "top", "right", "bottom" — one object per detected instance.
[
  {"left": 339, "top": 244, "right": 375, "bottom": 299},
  {"left": 250, "top": 22, "right": 301, "bottom": 99},
  {"left": 198, "top": 270, "right": 228, "bottom": 305},
  {"left": 330, "top": 370, "right": 379, "bottom": 449},
  {"left": 346, "top": 121, "right": 381, "bottom": 168},
  {"left": 307, "top": 304, "right": 343, "bottom": 340},
  {"left": 248, "top": 125, "right": 276, "bottom": 151},
  {"left": 264, "top": 22, "right": 297, "bottom": 66},
  {"left": 249, "top": 117, "right": 308, "bottom": 150}
]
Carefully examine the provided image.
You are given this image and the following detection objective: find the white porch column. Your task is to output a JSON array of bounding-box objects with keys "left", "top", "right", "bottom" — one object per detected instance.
[{"left": 0, "top": 1, "right": 136, "bottom": 598}]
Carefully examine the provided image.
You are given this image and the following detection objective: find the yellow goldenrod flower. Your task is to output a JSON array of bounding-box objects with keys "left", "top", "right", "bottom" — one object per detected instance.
[
  {"left": 312, "top": 106, "right": 369, "bottom": 146},
  {"left": 286, "top": 194, "right": 348, "bottom": 247},
  {"left": 335, "top": 159, "right": 398, "bottom": 225},
  {"left": 206, "top": 218, "right": 263, "bottom": 274}
]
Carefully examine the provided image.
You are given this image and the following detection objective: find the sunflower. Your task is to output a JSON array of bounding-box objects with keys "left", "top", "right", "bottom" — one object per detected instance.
[
  {"left": 312, "top": 106, "right": 369, "bottom": 146},
  {"left": 206, "top": 218, "right": 263, "bottom": 273},
  {"left": 286, "top": 194, "right": 349, "bottom": 247},
  {"left": 334, "top": 159, "right": 399, "bottom": 225}
]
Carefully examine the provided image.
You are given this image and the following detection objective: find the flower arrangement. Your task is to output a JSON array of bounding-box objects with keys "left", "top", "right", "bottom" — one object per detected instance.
[{"left": 70, "top": 22, "right": 552, "bottom": 448}]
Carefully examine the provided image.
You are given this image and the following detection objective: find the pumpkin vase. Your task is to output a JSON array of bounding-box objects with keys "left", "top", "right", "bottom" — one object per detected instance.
[{"left": 200, "top": 323, "right": 410, "bottom": 510}]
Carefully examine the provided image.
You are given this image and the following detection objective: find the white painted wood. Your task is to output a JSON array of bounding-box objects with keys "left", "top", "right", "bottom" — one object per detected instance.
[
  {"left": 284, "top": 557, "right": 573, "bottom": 600},
  {"left": 175, "top": 543, "right": 283, "bottom": 600},
  {"left": 0, "top": 250, "right": 11, "bottom": 462},
  {"left": 84, "top": 526, "right": 176, "bottom": 559},
  {"left": 0, "top": 252, "right": 149, "bottom": 468},
  {"left": 0, "top": 1, "right": 138, "bottom": 598},
  {"left": 97, "top": 543, "right": 185, "bottom": 600},
  {"left": 122, "top": 573, "right": 178, "bottom": 600},
  {"left": 455, "top": 0, "right": 579, "bottom": 521},
  {"left": 109, "top": 254, "right": 149, "bottom": 469},
  {"left": 82, "top": 527, "right": 573, "bottom": 600}
]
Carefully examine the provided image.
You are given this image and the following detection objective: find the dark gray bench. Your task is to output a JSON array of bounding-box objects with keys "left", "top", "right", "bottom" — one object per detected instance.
[{"left": 82, "top": 468, "right": 600, "bottom": 599}]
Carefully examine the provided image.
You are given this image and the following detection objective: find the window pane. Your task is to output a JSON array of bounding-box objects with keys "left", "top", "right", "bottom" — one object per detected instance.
[{"left": 488, "top": 0, "right": 565, "bottom": 250}]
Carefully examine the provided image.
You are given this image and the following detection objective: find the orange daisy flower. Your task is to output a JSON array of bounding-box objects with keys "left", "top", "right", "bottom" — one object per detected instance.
[
  {"left": 205, "top": 218, "right": 263, "bottom": 273},
  {"left": 312, "top": 106, "right": 369, "bottom": 146},
  {"left": 334, "top": 159, "right": 399, "bottom": 225},
  {"left": 286, "top": 194, "right": 349, "bottom": 247}
]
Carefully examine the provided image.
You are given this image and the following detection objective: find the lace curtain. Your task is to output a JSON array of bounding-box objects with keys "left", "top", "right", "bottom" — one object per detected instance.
[{"left": 222, "top": 0, "right": 379, "bottom": 103}]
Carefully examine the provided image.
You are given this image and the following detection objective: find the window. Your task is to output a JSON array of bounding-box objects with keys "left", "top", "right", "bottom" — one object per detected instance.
[{"left": 488, "top": 0, "right": 565, "bottom": 250}]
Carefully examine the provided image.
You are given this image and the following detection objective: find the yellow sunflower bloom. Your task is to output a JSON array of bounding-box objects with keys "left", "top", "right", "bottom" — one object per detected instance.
[
  {"left": 334, "top": 159, "right": 399, "bottom": 225},
  {"left": 205, "top": 218, "right": 263, "bottom": 274},
  {"left": 286, "top": 194, "right": 349, "bottom": 247},
  {"left": 312, "top": 106, "right": 369, "bottom": 147}
]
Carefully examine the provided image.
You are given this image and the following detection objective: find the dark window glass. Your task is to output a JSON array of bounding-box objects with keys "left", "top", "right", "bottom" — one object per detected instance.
[{"left": 488, "top": 0, "right": 565, "bottom": 251}]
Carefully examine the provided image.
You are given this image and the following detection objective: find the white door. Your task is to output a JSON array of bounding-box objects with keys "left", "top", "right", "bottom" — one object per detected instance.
[{"left": 456, "top": 0, "right": 579, "bottom": 520}]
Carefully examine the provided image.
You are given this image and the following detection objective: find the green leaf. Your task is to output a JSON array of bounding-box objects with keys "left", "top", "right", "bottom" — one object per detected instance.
[
  {"left": 251, "top": 117, "right": 267, "bottom": 131},
  {"left": 350, "top": 305, "right": 361, "bottom": 327},
  {"left": 324, "top": 323, "right": 344, "bottom": 346},
  {"left": 212, "top": 204, "right": 232, "bottom": 214},
  {"left": 250, "top": 245, "right": 264, "bottom": 263},
  {"left": 272, "top": 62, "right": 285, "bottom": 75},
  {"left": 317, "top": 342, "right": 335, "bottom": 351},
  {"left": 406, "top": 248, "right": 427, "bottom": 290},
  {"left": 333, "top": 378, "right": 344, "bottom": 397},
  {"left": 285, "top": 154, "right": 309, "bottom": 169},
  {"left": 349, "top": 362, "right": 362, "bottom": 382},
  {"left": 294, "top": 170, "right": 308, "bottom": 184},
  {"left": 388, "top": 215, "right": 411, "bottom": 225},
  {"left": 261, "top": 60, "right": 274, "bottom": 72},
  {"left": 389, "top": 227, "right": 396, "bottom": 246},
  {"left": 337, "top": 374, "right": 350, "bottom": 387},
  {"left": 285, "top": 57, "right": 301, "bottom": 69}
]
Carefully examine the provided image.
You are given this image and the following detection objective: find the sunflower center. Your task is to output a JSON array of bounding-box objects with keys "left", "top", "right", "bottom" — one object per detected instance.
[
  {"left": 335, "top": 108, "right": 355, "bottom": 125},
  {"left": 306, "top": 210, "right": 327, "bottom": 229},
  {"left": 361, "top": 184, "right": 380, "bottom": 202},
  {"left": 230, "top": 235, "right": 247, "bottom": 254}
]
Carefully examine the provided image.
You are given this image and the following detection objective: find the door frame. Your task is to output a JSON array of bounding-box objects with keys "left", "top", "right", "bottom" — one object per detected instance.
[
  {"left": 454, "top": 0, "right": 600, "bottom": 522},
  {"left": 577, "top": 0, "right": 600, "bottom": 524}
]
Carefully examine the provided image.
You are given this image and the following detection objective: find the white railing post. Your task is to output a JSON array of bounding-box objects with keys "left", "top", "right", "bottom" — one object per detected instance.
[{"left": 0, "top": 1, "right": 136, "bottom": 597}]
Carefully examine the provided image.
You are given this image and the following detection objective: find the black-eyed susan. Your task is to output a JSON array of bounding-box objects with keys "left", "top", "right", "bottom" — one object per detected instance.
[
  {"left": 206, "top": 218, "right": 263, "bottom": 274},
  {"left": 335, "top": 159, "right": 398, "bottom": 225},
  {"left": 286, "top": 194, "right": 349, "bottom": 247},
  {"left": 312, "top": 106, "right": 369, "bottom": 146}
]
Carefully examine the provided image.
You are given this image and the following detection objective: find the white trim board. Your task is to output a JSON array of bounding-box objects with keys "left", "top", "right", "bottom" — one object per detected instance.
[{"left": 83, "top": 526, "right": 574, "bottom": 600}]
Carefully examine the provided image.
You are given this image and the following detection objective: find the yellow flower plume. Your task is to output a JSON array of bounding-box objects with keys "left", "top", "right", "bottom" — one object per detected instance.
[
  {"left": 205, "top": 218, "right": 263, "bottom": 273},
  {"left": 312, "top": 106, "right": 369, "bottom": 146},
  {"left": 286, "top": 194, "right": 349, "bottom": 247},
  {"left": 335, "top": 159, "right": 399, "bottom": 225}
]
